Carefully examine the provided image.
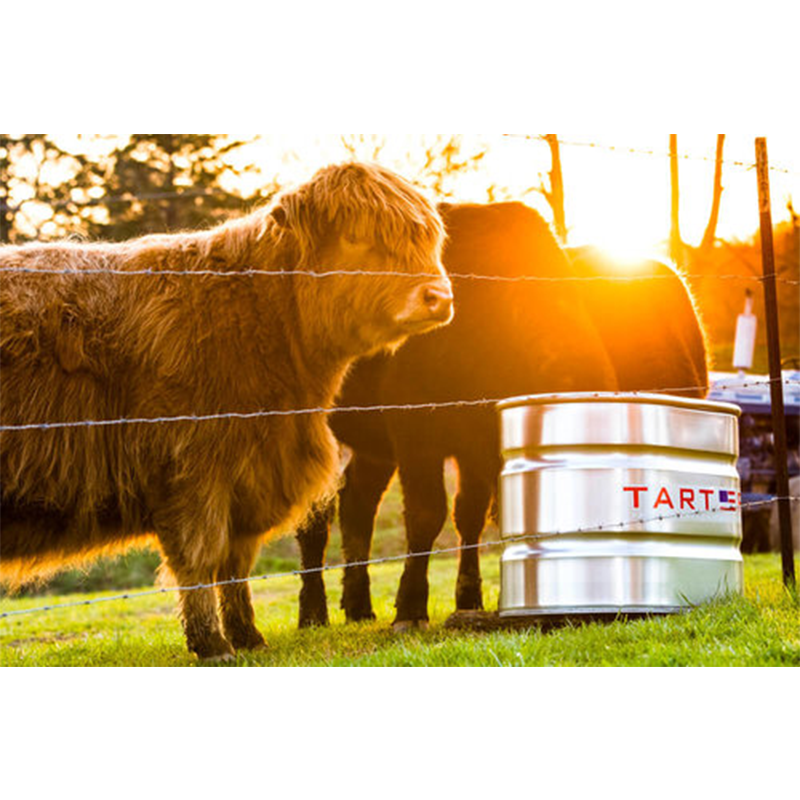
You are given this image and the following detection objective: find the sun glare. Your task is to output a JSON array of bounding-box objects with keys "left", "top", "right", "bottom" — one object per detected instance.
[
  {"left": 580, "top": 244, "right": 667, "bottom": 272},
  {"left": 566, "top": 202, "right": 672, "bottom": 267}
]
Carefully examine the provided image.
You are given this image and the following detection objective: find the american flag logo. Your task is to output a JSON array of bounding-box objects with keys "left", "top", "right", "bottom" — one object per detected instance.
[{"left": 719, "top": 490, "right": 739, "bottom": 512}]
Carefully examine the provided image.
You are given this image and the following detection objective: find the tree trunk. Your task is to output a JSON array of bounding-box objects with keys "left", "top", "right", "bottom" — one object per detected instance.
[
  {"left": 0, "top": 134, "right": 11, "bottom": 243},
  {"left": 0, "top": 194, "right": 10, "bottom": 244},
  {"left": 543, "top": 134, "right": 567, "bottom": 244},
  {"left": 701, "top": 134, "right": 726, "bottom": 252},
  {"left": 669, "top": 134, "right": 684, "bottom": 266},
  {"left": 163, "top": 133, "right": 178, "bottom": 231}
]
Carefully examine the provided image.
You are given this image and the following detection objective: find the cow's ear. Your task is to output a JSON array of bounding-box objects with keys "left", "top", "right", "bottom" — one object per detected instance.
[
  {"left": 269, "top": 191, "right": 316, "bottom": 258},
  {"left": 270, "top": 204, "right": 288, "bottom": 228},
  {"left": 270, "top": 192, "right": 306, "bottom": 230},
  {"left": 271, "top": 206, "right": 288, "bottom": 227}
]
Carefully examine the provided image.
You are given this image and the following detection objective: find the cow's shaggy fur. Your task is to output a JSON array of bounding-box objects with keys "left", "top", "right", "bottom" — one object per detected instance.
[{"left": 0, "top": 162, "right": 452, "bottom": 659}]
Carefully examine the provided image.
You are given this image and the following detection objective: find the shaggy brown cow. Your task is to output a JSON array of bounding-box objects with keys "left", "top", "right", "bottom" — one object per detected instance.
[
  {"left": 0, "top": 163, "right": 453, "bottom": 660},
  {"left": 296, "top": 203, "right": 710, "bottom": 629}
]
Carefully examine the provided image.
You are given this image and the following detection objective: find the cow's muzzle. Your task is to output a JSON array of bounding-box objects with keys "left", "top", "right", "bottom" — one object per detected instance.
[{"left": 419, "top": 281, "right": 455, "bottom": 323}]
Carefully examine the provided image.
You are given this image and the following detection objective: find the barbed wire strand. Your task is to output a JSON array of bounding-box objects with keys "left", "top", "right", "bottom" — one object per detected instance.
[
  {"left": 2, "top": 378, "right": 799, "bottom": 434},
  {"left": 2, "top": 496, "right": 795, "bottom": 623},
  {"left": 0, "top": 265, "right": 797, "bottom": 286},
  {"left": 502, "top": 134, "right": 800, "bottom": 177}
]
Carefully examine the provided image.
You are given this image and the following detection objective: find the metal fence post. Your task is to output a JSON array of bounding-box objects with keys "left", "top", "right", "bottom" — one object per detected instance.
[{"left": 755, "top": 137, "right": 796, "bottom": 589}]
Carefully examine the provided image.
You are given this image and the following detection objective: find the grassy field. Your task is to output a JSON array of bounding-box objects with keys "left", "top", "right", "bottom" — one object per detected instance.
[{"left": 1, "top": 553, "right": 798, "bottom": 667}]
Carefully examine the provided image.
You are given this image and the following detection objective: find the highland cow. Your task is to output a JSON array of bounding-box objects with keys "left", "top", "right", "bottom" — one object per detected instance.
[
  {"left": 0, "top": 163, "right": 453, "bottom": 660},
  {"left": 296, "top": 203, "right": 710, "bottom": 629}
]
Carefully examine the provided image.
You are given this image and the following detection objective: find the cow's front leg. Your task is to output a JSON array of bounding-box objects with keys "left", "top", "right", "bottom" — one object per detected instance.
[
  {"left": 217, "top": 535, "right": 266, "bottom": 651},
  {"left": 155, "top": 487, "right": 235, "bottom": 661},
  {"left": 158, "top": 541, "right": 234, "bottom": 661}
]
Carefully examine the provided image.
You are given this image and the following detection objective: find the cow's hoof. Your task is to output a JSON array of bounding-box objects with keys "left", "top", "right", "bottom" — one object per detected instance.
[
  {"left": 299, "top": 617, "right": 329, "bottom": 630},
  {"left": 299, "top": 581, "right": 330, "bottom": 629},
  {"left": 455, "top": 583, "right": 484, "bottom": 612},
  {"left": 393, "top": 620, "right": 429, "bottom": 633},
  {"left": 299, "top": 608, "right": 330, "bottom": 629},
  {"left": 345, "top": 610, "right": 377, "bottom": 624},
  {"left": 191, "top": 631, "right": 236, "bottom": 662},
  {"left": 200, "top": 651, "right": 237, "bottom": 665},
  {"left": 232, "top": 633, "right": 268, "bottom": 652}
]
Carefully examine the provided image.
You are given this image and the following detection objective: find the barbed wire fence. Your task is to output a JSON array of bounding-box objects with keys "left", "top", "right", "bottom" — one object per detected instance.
[
  {"left": 1, "top": 135, "right": 798, "bottom": 624},
  {"left": 0, "top": 265, "right": 797, "bottom": 285},
  {"left": 2, "top": 496, "right": 797, "bottom": 623}
]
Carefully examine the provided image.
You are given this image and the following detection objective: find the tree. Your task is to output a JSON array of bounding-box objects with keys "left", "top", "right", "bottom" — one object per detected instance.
[
  {"left": 669, "top": 134, "right": 685, "bottom": 266},
  {"left": 700, "top": 134, "right": 726, "bottom": 252},
  {"left": 539, "top": 134, "right": 567, "bottom": 244},
  {"left": 0, "top": 134, "right": 102, "bottom": 243},
  {"left": 341, "top": 134, "right": 387, "bottom": 163},
  {"left": 0, "top": 136, "right": 10, "bottom": 242},
  {"left": 416, "top": 135, "right": 487, "bottom": 199},
  {"left": 340, "top": 134, "right": 489, "bottom": 200},
  {"left": 91, "top": 134, "right": 259, "bottom": 240}
]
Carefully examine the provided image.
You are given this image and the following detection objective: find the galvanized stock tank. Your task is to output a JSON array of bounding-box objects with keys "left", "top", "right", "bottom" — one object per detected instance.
[{"left": 498, "top": 393, "right": 744, "bottom": 619}]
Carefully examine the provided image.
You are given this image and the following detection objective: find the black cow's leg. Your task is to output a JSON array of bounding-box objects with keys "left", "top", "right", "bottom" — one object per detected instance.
[
  {"left": 217, "top": 535, "right": 266, "bottom": 651},
  {"left": 297, "top": 500, "right": 335, "bottom": 628},
  {"left": 453, "top": 460, "right": 493, "bottom": 611},
  {"left": 394, "top": 456, "right": 448, "bottom": 629},
  {"left": 340, "top": 454, "right": 396, "bottom": 622}
]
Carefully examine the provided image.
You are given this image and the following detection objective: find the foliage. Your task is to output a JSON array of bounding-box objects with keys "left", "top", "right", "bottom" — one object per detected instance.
[
  {"left": 686, "top": 219, "right": 800, "bottom": 371},
  {"left": 340, "top": 134, "right": 490, "bottom": 199},
  {"left": 89, "top": 134, "right": 262, "bottom": 240},
  {"left": 0, "top": 134, "right": 265, "bottom": 244},
  {"left": 0, "top": 134, "right": 103, "bottom": 242}
]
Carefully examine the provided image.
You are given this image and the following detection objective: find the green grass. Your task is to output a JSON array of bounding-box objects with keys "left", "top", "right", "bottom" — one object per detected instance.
[{"left": 1, "top": 554, "right": 797, "bottom": 667}]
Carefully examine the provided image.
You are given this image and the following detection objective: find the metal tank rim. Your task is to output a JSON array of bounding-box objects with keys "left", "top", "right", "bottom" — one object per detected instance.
[{"left": 497, "top": 391, "right": 741, "bottom": 418}]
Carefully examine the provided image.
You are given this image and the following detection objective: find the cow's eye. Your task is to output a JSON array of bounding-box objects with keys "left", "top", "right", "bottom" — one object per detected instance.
[{"left": 340, "top": 235, "right": 372, "bottom": 254}]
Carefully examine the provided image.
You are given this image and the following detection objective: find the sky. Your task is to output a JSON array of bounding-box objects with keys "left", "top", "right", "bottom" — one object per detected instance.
[
  {"left": 232, "top": 133, "right": 800, "bottom": 262},
  {"left": 15, "top": 134, "right": 800, "bottom": 262}
]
